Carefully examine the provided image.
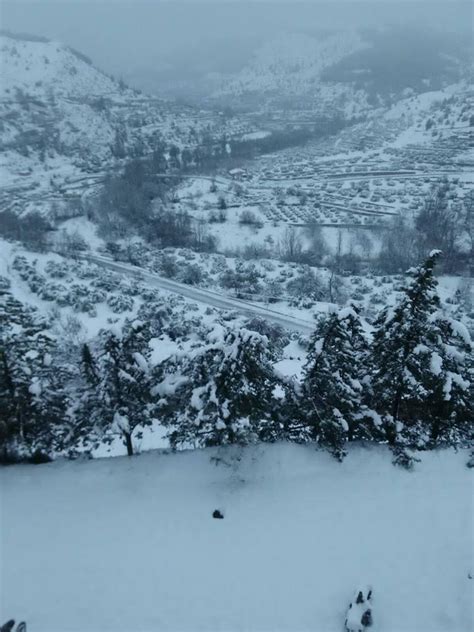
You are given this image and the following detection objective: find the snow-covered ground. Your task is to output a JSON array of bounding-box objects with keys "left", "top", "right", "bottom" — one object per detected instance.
[{"left": 1, "top": 443, "right": 472, "bottom": 632}]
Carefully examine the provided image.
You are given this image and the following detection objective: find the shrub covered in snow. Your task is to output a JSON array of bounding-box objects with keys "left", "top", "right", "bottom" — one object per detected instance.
[
  {"left": 106, "top": 293, "right": 134, "bottom": 314},
  {"left": 178, "top": 263, "right": 205, "bottom": 286},
  {"left": 287, "top": 267, "right": 325, "bottom": 306},
  {"left": 45, "top": 260, "right": 70, "bottom": 279}
]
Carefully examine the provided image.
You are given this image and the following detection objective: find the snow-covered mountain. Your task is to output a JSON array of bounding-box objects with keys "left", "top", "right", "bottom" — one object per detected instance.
[
  {"left": 0, "top": 33, "right": 119, "bottom": 98},
  {"left": 208, "top": 27, "right": 471, "bottom": 118},
  {"left": 211, "top": 31, "right": 370, "bottom": 117},
  {"left": 332, "top": 80, "right": 474, "bottom": 157},
  {"left": 0, "top": 32, "right": 256, "bottom": 217},
  {"left": 214, "top": 31, "right": 367, "bottom": 97}
]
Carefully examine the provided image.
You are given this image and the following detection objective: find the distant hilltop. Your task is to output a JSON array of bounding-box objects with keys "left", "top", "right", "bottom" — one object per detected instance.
[{"left": 0, "top": 29, "right": 93, "bottom": 65}]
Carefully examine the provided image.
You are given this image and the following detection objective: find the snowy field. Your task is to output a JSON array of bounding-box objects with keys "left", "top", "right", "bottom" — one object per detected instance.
[{"left": 1, "top": 444, "right": 472, "bottom": 632}]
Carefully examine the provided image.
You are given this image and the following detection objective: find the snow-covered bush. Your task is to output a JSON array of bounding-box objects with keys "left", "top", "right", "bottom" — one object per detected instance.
[
  {"left": 368, "top": 293, "right": 383, "bottom": 305},
  {"left": 76, "top": 264, "right": 100, "bottom": 280},
  {"left": 239, "top": 209, "right": 262, "bottom": 227},
  {"left": 350, "top": 289, "right": 367, "bottom": 302},
  {"left": 159, "top": 254, "right": 179, "bottom": 278},
  {"left": 45, "top": 260, "right": 70, "bottom": 279},
  {"left": 118, "top": 280, "right": 141, "bottom": 296},
  {"left": 261, "top": 279, "right": 284, "bottom": 303},
  {"left": 0, "top": 275, "right": 11, "bottom": 291},
  {"left": 92, "top": 271, "right": 121, "bottom": 292},
  {"left": 287, "top": 267, "right": 325, "bottom": 306},
  {"left": 38, "top": 282, "right": 68, "bottom": 302},
  {"left": 139, "top": 288, "right": 161, "bottom": 302},
  {"left": 106, "top": 293, "right": 134, "bottom": 314},
  {"left": 178, "top": 264, "right": 204, "bottom": 286},
  {"left": 219, "top": 263, "right": 263, "bottom": 295},
  {"left": 12, "top": 257, "right": 46, "bottom": 293}
]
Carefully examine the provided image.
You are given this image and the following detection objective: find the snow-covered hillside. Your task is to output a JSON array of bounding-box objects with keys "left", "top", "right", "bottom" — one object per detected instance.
[
  {"left": 0, "top": 35, "right": 119, "bottom": 98},
  {"left": 382, "top": 81, "right": 474, "bottom": 150},
  {"left": 209, "top": 26, "right": 471, "bottom": 122},
  {"left": 214, "top": 31, "right": 366, "bottom": 96},
  {"left": 212, "top": 31, "right": 370, "bottom": 118},
  {"left": 0, "top": 33, "right": 258, "bottom": 218},
  {"left": 1, "top": 443, "right": 472, "bottom": 631}
]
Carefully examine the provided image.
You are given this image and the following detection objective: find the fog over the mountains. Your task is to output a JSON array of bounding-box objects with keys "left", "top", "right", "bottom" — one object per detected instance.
[{"left": 1, "top": 1, "right": 472, "bottom": 95}]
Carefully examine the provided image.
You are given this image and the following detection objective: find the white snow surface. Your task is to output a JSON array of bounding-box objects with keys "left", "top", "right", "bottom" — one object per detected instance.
[
  {"left": 0, "top": 35, "right": 118, "bottom": 98},
  {"left": 0, "top": 443, "right": 472, "bottom": 632}
]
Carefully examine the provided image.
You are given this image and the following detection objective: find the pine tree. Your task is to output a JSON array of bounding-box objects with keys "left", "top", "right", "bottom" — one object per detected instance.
[
  {"left": 167, "top": 328, "right": 280, "bottom": 448},
  {"left": 78, "top": 320, "right": 154, "bottom": 455},
  {"left": 369, "top": 250, "right": 472, "bottom": 447},
  {"left": 302, "top": 305, "right": 369, "bottom": 459},
  {"left": 0, "top": 289, "right": 68, "bottom": 460},
  {"left": 73, "top": 342, "right": 102, "bottom": 452},
  {"left": 421, "top": 313, "right": 472, "bottom": 445}
]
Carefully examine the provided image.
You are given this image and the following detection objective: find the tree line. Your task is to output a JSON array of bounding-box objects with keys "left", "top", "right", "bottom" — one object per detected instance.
[{"left": 0, "top": 252, "right": 472, "bottom": 466}]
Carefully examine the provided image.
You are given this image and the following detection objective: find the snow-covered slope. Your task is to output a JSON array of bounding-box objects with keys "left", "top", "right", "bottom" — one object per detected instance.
[
  {"left": 0, "top": 32, "right": 258, "bottom": 218},
  {"left": 382, "top": 81, "right": 474, "bottom": 150},
  {"left": 212, "top": 31, "right": 370, "bottom": 118},
  {"left": 1, "top": 443, "right": 472, "bottom": 631},
  {"left": 214, "top": 31, "right": 367, "bottom": 97},
  {"left": 0, "top": 35, "right": 118, "bottom": 98},
  {"left": 210, "top": 27, "right": 471, "bottom": 121}
]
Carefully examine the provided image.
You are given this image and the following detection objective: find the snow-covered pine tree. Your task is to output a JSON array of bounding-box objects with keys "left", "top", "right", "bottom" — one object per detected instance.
[
  {"left": 167, "top": 328, "right": 280, "bottom": 448},
  {"left": 369, "top": 250, "right": 472, "bottom": 447},
  {"left": 73, "top": 342, "right": 102, "bottom": 452},
  {"left": 78, "top": 320, "right": 154, "bottom": 455},
  {"left": 421, "top": 312, "right": 472, "bottom": 445},
  {"left": 0, "top": 289, "right": 68, "bottom": 461},
  {"left": 271, "top": 375, "right": 313, "bottom": 444},
  {"left": 301, "top": 305, "right": 369, "bottom": 459}
]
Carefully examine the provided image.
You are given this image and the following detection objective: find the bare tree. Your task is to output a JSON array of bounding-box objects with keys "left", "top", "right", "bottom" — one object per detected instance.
[
  {"left": 377, "top": 216, "right": 418, "bottom": 274},
  {"left": 328, "top": 230, "right": 343, "bottom": 303},
  {"left": 415, "top": 183, "right": 462, "bottom": 272},
  {"left": 278, "top": 225, "right": 304, "bottom": 262},
  {"left": 305, "top": 221, "right": 328, "bottom": 263}
]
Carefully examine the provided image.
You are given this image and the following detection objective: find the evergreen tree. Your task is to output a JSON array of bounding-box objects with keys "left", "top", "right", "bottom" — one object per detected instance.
[
  {"left": 370, "top": 250, "right": 472, "bottom": 446},
  {"left": 0, "top": 289, "right": 68, "bottom": 460},
  {"left": 302, "top": 305, "right": 369, "bottom": 459},
  {"left": 77, "top": 320, "right": 154, "bottom": 455},
  {"left": 421, "top": 313, "right": 472, "bottom": 445},
  {"left": 167, "top": 328, "right": 280, "bottom": 448},
  {"left": 73, "top": 342, "right": 102, "bottom": 452}
]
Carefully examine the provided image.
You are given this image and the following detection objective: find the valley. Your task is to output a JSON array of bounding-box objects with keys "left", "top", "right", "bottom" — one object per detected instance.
[{"left": 0, "top": 12, "right": 473, "bottom": 632}]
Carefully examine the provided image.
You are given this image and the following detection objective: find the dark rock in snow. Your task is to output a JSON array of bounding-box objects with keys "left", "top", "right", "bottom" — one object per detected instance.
[{"left": 345, "top": 586, "right": 373, "bottom": 631}]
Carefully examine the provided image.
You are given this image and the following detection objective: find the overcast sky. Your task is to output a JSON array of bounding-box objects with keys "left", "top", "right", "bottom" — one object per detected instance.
[{"left": 1, "top": 1, "right": 472, "bottom": 89}]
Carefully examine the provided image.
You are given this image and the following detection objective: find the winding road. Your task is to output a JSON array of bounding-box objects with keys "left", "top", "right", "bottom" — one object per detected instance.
[{"left": 81, "top": 254, "right": 316, "bottom": 335}]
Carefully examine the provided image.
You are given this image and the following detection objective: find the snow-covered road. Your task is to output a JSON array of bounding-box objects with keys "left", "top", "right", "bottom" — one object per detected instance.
[{"left": 81, "top": 254, "right": 316, "bottom": 335}]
